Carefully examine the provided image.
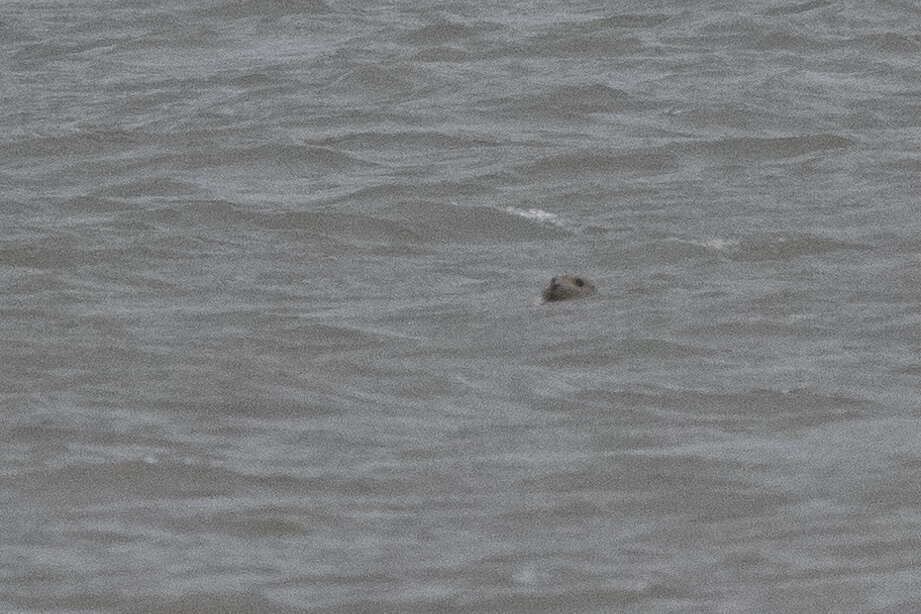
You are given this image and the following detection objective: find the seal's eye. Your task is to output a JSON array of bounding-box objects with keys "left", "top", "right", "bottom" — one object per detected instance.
[{"left": 574, "top": 278, "right": 584, "bottom": 287}]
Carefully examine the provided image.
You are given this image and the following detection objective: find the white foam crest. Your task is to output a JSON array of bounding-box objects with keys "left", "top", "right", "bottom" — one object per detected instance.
[
  {"left": 502, "top": 206, "right": 566, "bottom": 226},
  {"left": 700, "top": 238, "right": 739, "bottom": 250}
]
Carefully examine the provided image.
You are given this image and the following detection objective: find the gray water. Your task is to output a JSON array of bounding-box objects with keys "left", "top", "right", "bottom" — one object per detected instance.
[{"left": 3, "top": 1, "right": 921, "bottom": 612}]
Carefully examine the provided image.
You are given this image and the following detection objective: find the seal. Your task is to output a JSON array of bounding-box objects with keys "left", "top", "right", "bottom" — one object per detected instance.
[{"left": 541, "top": 275, "right": 596, "bottom": 302}]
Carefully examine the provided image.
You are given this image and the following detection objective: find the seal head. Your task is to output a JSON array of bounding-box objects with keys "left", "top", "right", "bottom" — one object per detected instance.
[{"left": 541, "top": 275, "right": 596, "bottom": 302}]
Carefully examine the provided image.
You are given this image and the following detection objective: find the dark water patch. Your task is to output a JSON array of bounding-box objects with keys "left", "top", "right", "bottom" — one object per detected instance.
[
  {"left": 0, "top": 269, "right": 77, "bottom": 297},
  {"left": 456, "top": 586, "right": 690, "bottom": 614},
  {"left": 0, "top": 17, "right": 37, "bottom": 44},
  {"left": 203, "top": 513, "right": 311, "bottom": 538},
  {"left": 894, "top": 364, "right": 921, "bottom": 376},
  {"left": 611, "top": 238, "right": 718, "bottom": 267},
  {"left": 874, "top": 321, "right": 921, "bottom": 346},
  {"left": 9, "top": 418, "right": 102, "bottom": 444},
  {"left": 94, "top": 177, "right": 203, "bottom": 199},
  {"left": 852, "top": 460, "right": 921, "bottom": 510},
  {"left": 3, "top": 591, "right": 144, "bottom": 614},
  {"left": 505, "top": 83, "right": 646, "bottom": 119},
  {"left": 382, "top": 201, "right": 565, "bottom": 243},
  {"left": 746, "top": 287, "right": 815, "bottom": 313},
  {"left": 520, "top": 149, "right": 677, "bottom": 179},
  {"left": 621, "top": 273, "right": 684, "bottom": 296},
  {"left": 525, "top": 454, "right": 794, "bottom": 520},
  {"left": 286, "top": 323, "right": 389, "bottom": 353},
  {"left": 5, "top": 128, "right": 153, "bottom": 159},
  {"left": 198, "top": 0, "right": 330, "bottom": 19},
  {"left": 124, "top": 231, "right": 237, "bottom": 260},
  {"left": 323, "top": 180, "right": 494, "bottom": 208},
  {"left": 327, "top": 64, "right": 421, "bottom": 98},
  {"left": 141, "top": 201, "right": 421, "bottom": 244},
  {"left": 616, "top": 338, "right": 715, "bottom": 361},
  {"left": 135, "top": 592, "right": 302, "bottom": 614},
  {"left": 58, "top": 527, "right": 139, "bottom": 546},
  {"left": 854, "top": 32, "right": 921, "bottom": 53},
  {"left": 303, "top": 585, "right": 688, "bottom": 614},
  {"left": 270, "top": 210, "right": 423, "bottom": 243},
  {"left": 883, "top": 157, "right": 921, "bottom": 175},
  {"left": 597, "top": 387, "right": 871, "bottom": 432},
  {"left": 127, "top": 25, "right": 226, "bottom": 52},
  {"left": 749, "top": 30, "right": 828, "bottom": 51},
  {"left": 685, "top": 318, "right": 826, "bottom": 339},
  {"left": 90, "top": 270, "right": 190, "bottom": 296},
  {"left": 3, "top": 460, "right": 280, "bottom": 505},
  {"left": 10, "top": 37, "right": 130, "bottom": 65},
  {"left": 589, "top": 14, "right": 672, "bottom": 29},
  {"left": 183, "top": 143, "right": 378, "bottom": 173},
  {"left": 227, "top": 65, "right": 294, "bottom": 89},
  {"left": 731, "top": 232, "right": 867, "bottom": 262},
  {"left": 156, "top": 396, "right": 340, "bottom": 419},
  {"left": 424, "top": 551, "right": 609, "bottom": 592},
  {"left": 0, "top": 239, "right": 109, "bottom": 269},
  {"left": 63, "top": 195, "right": 136, "bottom": 213},
  {"left": 764, "top": 0, "right": 834, "bottom": 16},
  {"left": 680, "top": 103, "right": 781, "bottom": 130},
  {"left": 533, "top": 338, "right": 712, "bottom": 368},
  {"left": 678, "top": 134, "right": 853, "bottom": 161},
  {"left": 345, "top": 370, "right": 475, "bottom": 404},
  {"left": 413, "top": 46, "right": 470, "bottom": 62},
  {"left": 308, "top": 130, "right": 500, "bottom": 151},
  {"left": 519, "top": 31, "right": 646, "bottom": 58},
  {"left": 404, "top": 21, "right": 476, "bottom": 44},
  {"left": 145, "top": 199, "right": 250, "bottom": 227}
]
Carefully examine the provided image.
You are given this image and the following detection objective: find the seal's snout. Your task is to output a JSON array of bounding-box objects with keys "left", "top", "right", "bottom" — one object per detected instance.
[{"left": 541, "top": 274, "right": 596, "bottom": 303}]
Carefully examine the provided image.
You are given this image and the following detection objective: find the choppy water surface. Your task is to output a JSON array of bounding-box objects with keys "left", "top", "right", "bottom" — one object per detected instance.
[{"left": 3, "top": 1, "right": 921, "bottom": 612}]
